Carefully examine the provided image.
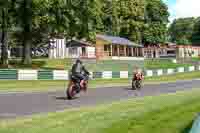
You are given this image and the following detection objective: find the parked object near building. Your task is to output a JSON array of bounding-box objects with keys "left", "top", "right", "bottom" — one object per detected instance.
[
  {"left": 10, "top": 46, "right": 23, "bottom": 58},
  {"left": 176, "top": 45, "right": 200, "bottom": 59},
  {"left": 0, "top": 48, "right": 11, "bottom": 58},
  {"left": 66, "top": 40, "right": 95, "bottom": 59},
  {"left": 96, "top": 34, "right": 144, "bottom": 61},
  {"left": 143, "top": 43, "right": 176, "bottom": 58}
]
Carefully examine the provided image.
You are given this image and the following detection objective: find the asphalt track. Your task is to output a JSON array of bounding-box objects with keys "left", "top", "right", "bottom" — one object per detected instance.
[{"left": 0, "top": 79, "right": 200, "bottom": 119}]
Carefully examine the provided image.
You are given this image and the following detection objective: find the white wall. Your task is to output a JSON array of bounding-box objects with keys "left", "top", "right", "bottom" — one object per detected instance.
[
  {"left": 49, "top": 38, "right": 96, "bottom": 59},
  {"left": 87, "top": 47, "right": 96, "bottom": 58},
  {"left": 112, "top": 56, "right": 144, "bottom": 61},
  {"left": 49, "top": 38, "right": 66, "bottom": 59}
]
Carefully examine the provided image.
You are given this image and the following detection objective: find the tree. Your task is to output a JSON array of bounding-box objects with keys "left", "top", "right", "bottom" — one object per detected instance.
[
  {"left": 0, "top": 1, "right": 12, "bottom": 66},
  {"left": 192, "top": 17, "right": 200, "bottom": 45},
  {"left": 117, "top": 0, "right": 146, "bottom": 43},
  {"left": 169, "top": 17, "right": 196, "bottom": 45},
  {"left": 0, "top": 3, "right": 9, "bottom": 66},
  {"left": 143, "top": 23, "right": 167, "bottom": 44},
  {"left": 97, "top": 0, "right": 114, "bottom": 34},
  {"left": 13, "top": 0, "right": 69, "bottom": 63},
  {"left": 98, "top": 0, "right": 169, "bottom": 45},
  {"left": 143, "top": 0, "right": 169, "bottom": 44},
  {"left": 13, "top": 0, "right": 33, "bottom": 65}
]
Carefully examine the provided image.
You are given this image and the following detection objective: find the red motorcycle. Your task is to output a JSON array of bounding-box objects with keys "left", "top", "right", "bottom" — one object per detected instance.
[
  {"left": 132, "top": 72, "right": 144, "bottom": 90},
  {"left": 67, "top": 74, "right": 89, "bottom": 100}
]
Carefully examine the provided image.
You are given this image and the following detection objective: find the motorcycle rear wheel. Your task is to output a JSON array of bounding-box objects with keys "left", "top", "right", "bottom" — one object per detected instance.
[{"left": 67, "top": 85, "right": 78, "bottom": 100}]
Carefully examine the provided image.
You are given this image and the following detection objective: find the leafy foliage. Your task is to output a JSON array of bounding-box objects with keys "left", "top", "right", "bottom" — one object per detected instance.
[
  {"left": 192, "top": 17, "right": 200, "bottom": 45},
  {"left": 169, "top": 17, "right": 197, "bottom": 45},
  {"left": 0, "top": 0, "right": 170, "bottom": 66},
  {"left": 98, "top": 0, "right": 169, "bottom": 44},
  {"left": 143, "top": 0, "right": 169, "bottom": 44}
]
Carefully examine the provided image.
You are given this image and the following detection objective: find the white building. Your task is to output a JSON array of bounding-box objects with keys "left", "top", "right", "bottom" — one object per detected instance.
[
  {"left": 49, "top": 39, "right": 96, "bottom": 59},
  {"left": 49, "top": 38, "right": 66, "bottom": 59}
]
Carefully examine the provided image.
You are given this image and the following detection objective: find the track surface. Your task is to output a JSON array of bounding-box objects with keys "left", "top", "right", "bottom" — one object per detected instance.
[{"left": 0, "top": 80, "right": 200, "bottom": 119}]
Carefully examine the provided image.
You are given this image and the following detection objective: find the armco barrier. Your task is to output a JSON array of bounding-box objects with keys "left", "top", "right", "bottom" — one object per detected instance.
[
  {"left": 53, "top": 70, "right": 69, "bottom": 80},
  {"left": 120, "top": 71, "right": 128, "bottom": 78},
  {"left": 0, "top": 65, "right": 198, "bottom": 80},
  {"left": 0, "top": 69, "right": 17, "bottom": 80},
  {"left": 167, "top": 69, "right": 174, "bottom": 75},
  {"left": 38, "top": 70, "right": 53, "bottom": 80},
  {"left": 18, "top": 70, "right": 37, "bottom": 80}
]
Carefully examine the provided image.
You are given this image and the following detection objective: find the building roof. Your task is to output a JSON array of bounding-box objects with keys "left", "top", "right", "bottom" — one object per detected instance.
[
  {"left": 96, "top": 34, "right": 142, "bottom": 47},
  {"left": 66, "top": 40, "right": 93, "bottom": 47}
]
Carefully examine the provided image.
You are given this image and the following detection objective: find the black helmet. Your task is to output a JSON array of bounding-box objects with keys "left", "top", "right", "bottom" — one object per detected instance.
[{"left": 76, "top": 59, "right": 82, "bottom": 64}]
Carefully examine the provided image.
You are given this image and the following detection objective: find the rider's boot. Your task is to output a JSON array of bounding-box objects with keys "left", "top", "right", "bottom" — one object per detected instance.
[{"left": 76, "top": 83, "right": 81, "bottom": 93}]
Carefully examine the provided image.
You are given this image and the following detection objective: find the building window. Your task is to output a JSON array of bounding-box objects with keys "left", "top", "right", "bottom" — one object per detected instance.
[
  {"left": 119, "top": 46, "right": 124, "bottom": 56},
  {"left": 82, "top": 47, "right": 86, "bottom": 56},
  {"left": 128, "top": 47, "right": 132, "bottom": 56},
  {"left": 167, "top": 50, "right": 175, "bottom": 54},
  {"left": 113, "top": 45, "right": 118, "bottom": 56},
  {"left": 104, "top": 45, "right": 109, "bottom": 52},
  {"left": 104, "top": 45, "right": 111, "bottom": 56}
]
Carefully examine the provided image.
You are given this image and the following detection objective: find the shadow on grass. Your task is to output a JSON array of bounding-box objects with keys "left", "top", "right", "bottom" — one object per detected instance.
[{"left": 181, "top": 120, "right": 193, "bottom": 133}]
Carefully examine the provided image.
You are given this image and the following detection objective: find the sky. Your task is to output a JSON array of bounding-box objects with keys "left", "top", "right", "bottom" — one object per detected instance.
[{"left": 163, "top": 0, "right": 200, "bottom": 22}]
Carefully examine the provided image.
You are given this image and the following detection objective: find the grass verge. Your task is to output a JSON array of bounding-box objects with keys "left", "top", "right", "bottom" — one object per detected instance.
[
  {"left": 144, "top": 59, "right": 191, "bottom": 69},
  {"left": 2, "top": 58, "right": 192, "bottom": 70},
  {"left": 192, "top": 57, "right": 200, "bottom": 62},
  {"left": 0, "top": 89, "right": 200, "bottom": 133},
  {"left": 146, "top": 70, "right": 200, "bottom": 82},
  {"left": 0, "top": 71, "right": 200, "bottom": 92},
  {"left": 8, "top": 58, "right": 72, "bottom": 70}
]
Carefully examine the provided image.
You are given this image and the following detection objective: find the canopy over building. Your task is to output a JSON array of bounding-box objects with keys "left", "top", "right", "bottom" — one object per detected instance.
[
  {"left": 96, "top": 34, "right": 142, "bottom": 47},
  {"left": 66, "top": 40, "right": 93, "bottom": 47}
]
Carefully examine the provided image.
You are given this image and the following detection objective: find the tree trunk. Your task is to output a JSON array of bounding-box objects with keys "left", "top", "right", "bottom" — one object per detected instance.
[
  {"left": 22, "top": 39, "right": 32, "bottom": 65},
  {"left": 21, "top": 0, "right": 32, "bottom": 65},
  {"left": 1, "top": 8, "right": 9, "bottom": 67}
]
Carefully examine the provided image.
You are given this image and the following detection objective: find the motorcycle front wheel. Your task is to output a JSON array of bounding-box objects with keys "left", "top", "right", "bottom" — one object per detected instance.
[{"left": 132, "top": 80, "right": 142, "bottom": 90}]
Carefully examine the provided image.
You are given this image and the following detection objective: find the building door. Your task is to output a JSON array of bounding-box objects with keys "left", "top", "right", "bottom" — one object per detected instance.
[
  {"left": 82, "top": 47, "right": 86, "bottom": 57},
  {"left": 153, "top": 50, "right": 156, "bottom": 58},
  {"left": 69, "top": 47, "right": 78, "bottom": 58}
]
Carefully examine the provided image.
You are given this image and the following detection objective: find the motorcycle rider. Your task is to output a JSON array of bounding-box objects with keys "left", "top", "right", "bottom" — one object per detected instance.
[
  {"left": 133, "top": 66, "right": 144, "bottom": 80},
  {"left": 71, "top": 59, "right": 90, "bottom": 91}
]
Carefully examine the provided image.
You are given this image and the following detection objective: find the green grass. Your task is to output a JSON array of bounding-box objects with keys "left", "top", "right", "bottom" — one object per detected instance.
[
  {"left": 0, "top": 71, "right": 200, "bottom": 92},
  {"left": 144, "top": 59, "right": 191, "bottom": 69},
  {"left": 1, "top": 89, "right": 200, "bottom": 133},
  {"left": 7, "top": 58, "right": 73, "bottom": 70},
  {"left": 146, "top": 71, "right": 200, "bottom": 82},
  {"left": 85, "top": 60, "right": 144, "bottom": 71},
  {"left": 1, "top": 58, "right": 193, "bottom": 71},
  {"left": 192, "top": 57, "right": 200, "bottom": 62},
  {"left": 7, "top": 59, "right": 140, "bottom": 71}
]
